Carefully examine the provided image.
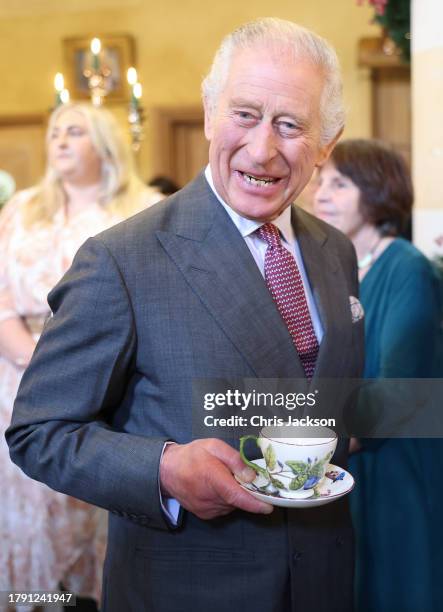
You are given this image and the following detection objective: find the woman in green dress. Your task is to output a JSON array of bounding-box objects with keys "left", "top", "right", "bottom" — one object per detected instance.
[{"left": 314, "top": 139, "right": 442, "bottom": 612}]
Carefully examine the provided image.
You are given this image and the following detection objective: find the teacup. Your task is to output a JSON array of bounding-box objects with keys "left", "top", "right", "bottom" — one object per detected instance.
[{"left": 239, "top": 425, "right": 337, "bottom": 498}]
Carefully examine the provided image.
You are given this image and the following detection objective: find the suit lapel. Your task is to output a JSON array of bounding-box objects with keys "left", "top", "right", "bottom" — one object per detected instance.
[
  {"left": 156, "top": 174, "right": 304, "bottom": 378},
  {"left": 293, "top": 208, "right": 353, "bottom": 379},
  {"left": 157, "top": 174, "right": 352, "bottom": 380}
]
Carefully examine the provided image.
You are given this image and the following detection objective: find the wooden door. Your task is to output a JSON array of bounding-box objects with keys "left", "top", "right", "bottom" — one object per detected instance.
[
  {"left": 150, "top": 107, "right": 208, "bottom": 187},
  {"left": 0, "top": 115, "right": 47, "bottom": 191},
  {"left": 371, "top": 66, "right": 411, "bottom": 166},
  {"left": 359, "top": 37, "right": 411, "bottom": 164}
]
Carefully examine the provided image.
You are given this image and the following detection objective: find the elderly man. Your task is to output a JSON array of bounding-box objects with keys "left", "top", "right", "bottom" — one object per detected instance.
[{"left": 7, "top": 18, "right": 364, "bottom": 612}]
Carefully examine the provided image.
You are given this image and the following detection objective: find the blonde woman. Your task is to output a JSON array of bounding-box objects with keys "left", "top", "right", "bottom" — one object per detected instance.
[{"left": 0, "top": 103, "right": 159, "bottom": 610}]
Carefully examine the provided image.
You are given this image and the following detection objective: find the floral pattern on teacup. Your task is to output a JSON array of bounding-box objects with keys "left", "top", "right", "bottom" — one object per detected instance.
[{"left": 262, "top": 443, "right": 334, "bottom": 492}]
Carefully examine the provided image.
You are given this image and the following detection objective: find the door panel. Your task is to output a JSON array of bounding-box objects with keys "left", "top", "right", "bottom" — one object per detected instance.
[{"left": 0, "top": 115, "right": 46, "bottom": 191}]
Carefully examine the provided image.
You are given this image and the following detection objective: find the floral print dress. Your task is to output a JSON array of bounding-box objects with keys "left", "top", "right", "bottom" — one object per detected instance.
[{"left": 0, "top": 188, "right": 157, "bottom": 610}]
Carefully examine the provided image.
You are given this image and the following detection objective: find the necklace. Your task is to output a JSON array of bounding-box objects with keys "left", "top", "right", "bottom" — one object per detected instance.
[{"left": 358, "top": 236, "right": 383, "bottom": 270}]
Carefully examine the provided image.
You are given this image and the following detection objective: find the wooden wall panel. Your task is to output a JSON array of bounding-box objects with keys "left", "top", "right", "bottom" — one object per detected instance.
[
  {"left": 358, "top": 37, "right": 411, "bottom": 165},
  {"left": 0, "top": 115, "right": 46, "bottom": 190},
  {"left": 151, "top": 107, "right": 207, "bottom": 187},
  {"left": 372, "top": 67, "right": 411, "bottom": 166}
]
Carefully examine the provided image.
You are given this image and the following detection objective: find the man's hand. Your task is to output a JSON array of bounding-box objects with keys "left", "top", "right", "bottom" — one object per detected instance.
[{"left": 160, "top": 439, "right": 274, "bottom": 520}]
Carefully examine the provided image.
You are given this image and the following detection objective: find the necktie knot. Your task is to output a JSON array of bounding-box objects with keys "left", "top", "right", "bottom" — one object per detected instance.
[{"left": 257, "top": 223, "right": 282, "bottom": 249}]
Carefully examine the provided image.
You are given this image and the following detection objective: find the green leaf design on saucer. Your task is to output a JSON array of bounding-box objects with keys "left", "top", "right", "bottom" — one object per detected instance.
[{"left": 270, "top": 475, "right": 285, "bottom": 489}]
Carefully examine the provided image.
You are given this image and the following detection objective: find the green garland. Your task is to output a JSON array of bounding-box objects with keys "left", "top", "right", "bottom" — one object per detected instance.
[{"left": 374, "top": 0, "right": 411, "bottom": 62}]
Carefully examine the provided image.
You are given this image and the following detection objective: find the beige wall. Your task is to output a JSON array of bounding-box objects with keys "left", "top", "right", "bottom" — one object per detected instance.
[
  {"left": 0, "top": 1, "right": 379, "bottom": 180},
  {"left": 411, "top": 0, "right": 443, "bottom": 257}
]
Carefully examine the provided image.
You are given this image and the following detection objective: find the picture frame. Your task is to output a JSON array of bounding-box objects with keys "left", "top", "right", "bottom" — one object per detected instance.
[{"left": 63, "top": 34, "right": 136, "bottom": 103}]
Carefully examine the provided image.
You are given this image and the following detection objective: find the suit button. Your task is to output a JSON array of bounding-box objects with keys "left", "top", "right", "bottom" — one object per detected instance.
[{"left": 292, "top": 551, "right": 302, "bottom": 563}]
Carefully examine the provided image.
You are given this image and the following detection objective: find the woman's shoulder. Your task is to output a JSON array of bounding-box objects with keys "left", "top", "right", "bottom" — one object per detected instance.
[
  {"left": 387, "top": 238, "right": 434, "bottom": 274},
  {"left": 0, "top": 187, "right": 39, "bottom": 226},
  {"left": 130, "top": 186, "right": 163, "bottom": 214},
  {"left": 2, "top": 187, "right": 39, "bottom": 212},
  {"left": 381, "top": 239, "right": 441, "bottom": 310},
  {"left": 141, "top": 186, "right": 163, "bottom": 207}
]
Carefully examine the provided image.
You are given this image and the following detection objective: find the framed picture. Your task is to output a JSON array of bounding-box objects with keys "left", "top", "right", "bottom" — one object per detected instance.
[{"left": 63, "top": 34, "right": 135, "bottom": 103}]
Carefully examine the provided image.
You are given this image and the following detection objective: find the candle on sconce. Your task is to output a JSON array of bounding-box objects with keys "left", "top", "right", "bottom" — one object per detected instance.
[
  {"left": 132, "top": 82, "right": 142, "bottom": 109},
  {"left": 127, "top": 74, "right": 143, "bottom": 150},
  {"left": 127, "top": 67, "right": 137, "bottom": 86},
  {"left": 60, "top": 89, "right": 70, "bottom": 104},
  {"left": 90, "top": 37, "right": 101, "bottom": 71},
  {"left": 54, "top": 73, "right": 65, "bottom": 106},
  {"left": 54, "top": 73, "right": 64, "bottom": 92},
  {"left": 127, "top": 67, "right": 139, "bottom": 108}
]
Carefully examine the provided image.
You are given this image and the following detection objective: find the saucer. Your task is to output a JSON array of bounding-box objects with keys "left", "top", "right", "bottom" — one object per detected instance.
[{"left": 235, "top": 460, "right": 355, "bottom": 508}]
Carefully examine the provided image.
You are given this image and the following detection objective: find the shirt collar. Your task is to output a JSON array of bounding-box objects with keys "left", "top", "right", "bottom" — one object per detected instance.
[{"left": 204, "top": 165, "right": 294, "bottom": 243}]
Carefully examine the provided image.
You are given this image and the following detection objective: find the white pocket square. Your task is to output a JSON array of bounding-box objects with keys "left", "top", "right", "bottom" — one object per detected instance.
[{"left": 349, "top": 296, "right": 364, "bottom": 323}]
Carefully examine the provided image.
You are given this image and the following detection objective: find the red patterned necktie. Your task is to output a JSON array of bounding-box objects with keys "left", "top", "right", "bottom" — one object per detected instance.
[{"left": 257, "top": 222, "right": 319, "bottom": 378}]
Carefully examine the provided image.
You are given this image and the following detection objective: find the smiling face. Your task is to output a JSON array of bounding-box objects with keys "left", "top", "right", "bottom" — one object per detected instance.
[
  {"left": 204, "top": 45, "right": 339, "bottom": 222},
  {"left": 313, "top": 161, "right": 367, "bottom": 238},
  {"left": 48, "top": 109, "right": 102, "bottom": 185}
]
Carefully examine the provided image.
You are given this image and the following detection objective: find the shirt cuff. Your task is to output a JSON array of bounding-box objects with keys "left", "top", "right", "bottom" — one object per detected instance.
[{"left": 158, "top": 441, "right": 181, "bottom": 526}]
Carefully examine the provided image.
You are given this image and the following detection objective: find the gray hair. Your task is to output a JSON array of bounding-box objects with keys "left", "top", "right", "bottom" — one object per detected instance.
[{"left": 201, "top": 17, "right": 345, "bottom": 145}]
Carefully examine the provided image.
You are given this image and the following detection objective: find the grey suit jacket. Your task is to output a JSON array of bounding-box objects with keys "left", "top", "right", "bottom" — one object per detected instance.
[{"left": 7, "top": 173, "right": 364, "bottom": 612}]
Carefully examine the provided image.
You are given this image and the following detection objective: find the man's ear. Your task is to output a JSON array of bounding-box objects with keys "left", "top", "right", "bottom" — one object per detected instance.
[
  {"left": 315, "top": 127, "right": 343, "bottom": 168},
  {"left": 203, "top": 96, "right": 213, "bottom": 141}
]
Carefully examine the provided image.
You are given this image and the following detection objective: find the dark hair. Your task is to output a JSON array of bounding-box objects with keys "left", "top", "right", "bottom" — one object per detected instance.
[
  {"left": 330, "top": 139, "right": 413, "bottom": 236},
  {"left": 148, "top": 175, "right": 179, "bottom": 197}
]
